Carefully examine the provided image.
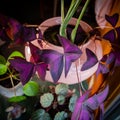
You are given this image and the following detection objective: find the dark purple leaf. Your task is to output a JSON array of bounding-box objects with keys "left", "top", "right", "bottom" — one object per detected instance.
[
  {"left": 106, "top": 52, "right": 115, "bottom": 64},
  {"left": 103, "top": 29, "right": 116, "bottom": 43},
  {"left": 66, "top": 25, "right": 87, "bottom": 45},
  {"left": 96, "top": 55, "right": 110, "bottom": 75},
  {"left": 39, "top": 49, "right": 64, "bottom": 82},
  {"left": 105, "top": 13, "right": 119, "bottom": 27},
  {"left": 81, "top": 48, "right": 98, "bottom": 71},
  {"left": 114, "top": 51, "right": 120, "bottom": 67},
  {"left": 57, "top": 35, "right": 82, "bottom": 76},
  {"left": 9, "top": 57, "right": 34, "bottom": 85},
  {"left": 29, "top": 42, "right": 42, "bottom": 63},
  {"left": 96, "top": 63, "right": 109, "bottom": 75},
  {"left": 35, "top": 63, "right": 48, "bottom": 80}
]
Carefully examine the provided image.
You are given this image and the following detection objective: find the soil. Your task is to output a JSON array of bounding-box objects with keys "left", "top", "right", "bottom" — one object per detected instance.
[{"left": 43, "top": 24, "right": 88, "bottom": 46}]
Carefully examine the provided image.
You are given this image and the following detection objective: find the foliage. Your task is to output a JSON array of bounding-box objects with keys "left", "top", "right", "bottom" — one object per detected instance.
[{"left": 0, "top": 0, "right": 120, "bottom": 119}]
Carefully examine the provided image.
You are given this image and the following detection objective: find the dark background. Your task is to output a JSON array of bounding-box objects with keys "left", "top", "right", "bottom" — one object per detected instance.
[{"left": 0, "top": 0, "right": 96, "bottom": 25}]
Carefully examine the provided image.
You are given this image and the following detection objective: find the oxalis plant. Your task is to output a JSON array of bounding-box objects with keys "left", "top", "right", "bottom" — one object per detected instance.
[{"left": 0, "top": 0, "right": 120, "bottom": 119}]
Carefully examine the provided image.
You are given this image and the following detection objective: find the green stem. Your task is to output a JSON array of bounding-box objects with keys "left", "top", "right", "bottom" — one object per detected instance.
[
  {"left": 60, "top": 0, "right": 82, "bottom": 38},
  {"left": 71, "top": 0, "right": 91, "bottom": 43},
  {"left": 61, "top": 0, "right": 64, "bottom": 23},
  {"left": 10, "top": 74, "right": 16, "bottom": 96}
]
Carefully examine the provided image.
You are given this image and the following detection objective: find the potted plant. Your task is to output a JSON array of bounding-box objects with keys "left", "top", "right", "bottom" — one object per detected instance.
[{"left": 0, "top": 0, "right": 120, "bottom": 119}]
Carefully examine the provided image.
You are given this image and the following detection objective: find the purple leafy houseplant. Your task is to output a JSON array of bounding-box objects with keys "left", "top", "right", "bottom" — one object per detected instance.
[{"left": 0, "top": 0, "right": 120, "bottom": 119}]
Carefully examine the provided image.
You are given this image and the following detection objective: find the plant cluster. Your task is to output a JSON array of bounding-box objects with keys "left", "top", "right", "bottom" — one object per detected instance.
[{"left": 0, "top": 0, "right": 120, "bottom": 119}]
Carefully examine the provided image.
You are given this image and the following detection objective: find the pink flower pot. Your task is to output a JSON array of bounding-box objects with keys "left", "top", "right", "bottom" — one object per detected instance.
[{"left": 25, "top": 17, "right": 103, "bottom": 84}]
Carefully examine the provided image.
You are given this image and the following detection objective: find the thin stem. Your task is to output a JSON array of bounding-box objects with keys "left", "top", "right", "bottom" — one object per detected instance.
[
  {"left": 75, "top": 63, "right": 82, "bottom": 97},
  {"left": 61, "top": 0, "right": 64, "bottom": 23},
  {"left": 71, "top": 0, "right": 91, "bottom": 43},
  {"left": 10, "top": 74, "right": 16, "bottom": 96},
  {"left": 59, "top": 0, "right": 82, "bottom": 38}
]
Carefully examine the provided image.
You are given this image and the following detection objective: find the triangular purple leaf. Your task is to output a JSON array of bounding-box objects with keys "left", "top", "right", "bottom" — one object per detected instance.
[
  {"left": 81, "top": 48, "right": 98, "bottom": 71},
  {"left": 39, "top": 49, "right": 64, "bottom": 82},
  {"left": 105, "top": 13, "right": 119, "bottom": 27},
  {"left": 29, "top": 42, "right": 42, "bottom": 63},
  {"left": 57, "top": 35, "right": 82, "bottom": 77},
  {"left": 103, "top": 29, "right": 116, "bottom": 43},
  {"left": 9, "top": 57, "right": 34, "bottom": 85},
  {"left": 35, "top": 63, "right": 48, "bottom": 80}
]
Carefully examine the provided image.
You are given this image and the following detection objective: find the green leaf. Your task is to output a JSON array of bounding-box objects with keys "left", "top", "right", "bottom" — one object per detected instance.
[
  {"left": 57, "top": 95, "right": 65, "bottom": 105},
  {"left": 0, "top": 64, "right": 7, "bottom": 75},
  {"left": 68, "top": 94, "right": 78, "bottom": 112},
  {"left": 8, "top": 95, "right": 26, "bottom": 102},
  {"left": 54, "top": 111, "right": 68, "bottom": 120},
  {"left": 23, "top": 81, "right": 39, "bottom": 96},
  {"left": 0, "top": 55, "right": 6, "bottom": 64},
  {"left": 55, "top": 83, "right": 69, "bottom": 95},
  {"left": 6, "top": 51, "right": 24, "bottom": 66},
  {"left": 31, "top": 109, "right": 51, "bottom": 120},
  {"left": 8, "top": 51, "right": 24, "bottom": 59},
  {"left": 40, "top": 93, "right": 54, "bottom": 108}
]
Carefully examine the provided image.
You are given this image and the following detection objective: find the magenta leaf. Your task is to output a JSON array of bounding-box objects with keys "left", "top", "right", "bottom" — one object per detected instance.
[
  {"left": 85, "top": 85, "right": 109, "bottom": 110},
  {"left": 81, "top": 48, "right": 98, "bottom": 71},
  {"left": 79, "top": 107, "right": 93, "bottom": 120},
  {"left": 39, "top": 49, "right": 64, "bottom": 82},
  {"left": 72, "top": 86, "right": 109, "bottom": 120},
  {"left": 9, "top": 57, "right": 34, "bottom": 85},
  {"left": 105, "top": 13, "right": 119, "bottom": 27},
  {"left": 71, "top": 91, "right": 89, "bottom": 120},
  {"left": 57, "top": 35, "right": 82, "bottom": 77}
]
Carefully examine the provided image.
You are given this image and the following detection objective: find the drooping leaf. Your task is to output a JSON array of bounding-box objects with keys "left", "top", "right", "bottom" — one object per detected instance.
[
  {"left": 39, "top": 49, "right": 64, "bottom": 83},
  {"left": 71, "top": 86, "right": 109, "bottom": 120},
  {"left": 81, "top": 48, "right": 98, "bottom": 71},
  {"left": 105, "top": 13, "right": 119, "bottom": 27},
  {"left": 58, "top": 35, "right": 82, "bottom": 77},
  {"left": 85, "top": 85, "right": 109, "bottom": 110}
]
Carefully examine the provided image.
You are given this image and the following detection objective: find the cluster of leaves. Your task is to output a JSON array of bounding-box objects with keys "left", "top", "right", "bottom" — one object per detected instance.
[
  {"left": 31, "top": 83, "right": 78, "bottom": 120},
  {"left": 0, "top": 12, "right": 120, "bottom": 120}
]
